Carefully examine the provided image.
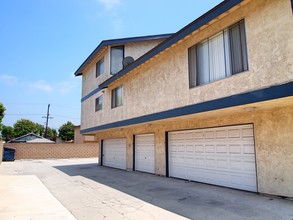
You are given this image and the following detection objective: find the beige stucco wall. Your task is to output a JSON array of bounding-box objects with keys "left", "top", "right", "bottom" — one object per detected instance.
[
  {"left": 0, "top": 142, "right": 3, "bottom": 164},
  {"left": 94, "top": 104, "right": 293, "bottom": 197},
  {"left": 82, "top": 46, "right": 110, "bottom": 98},
  {"left": 79, "top": 0, "right": 293, "bottom": 197},
  {"left": 81, "top": 0, "right": 293, "bottom": 130},
  {"left": 74, "top": 126, "right": 84, "bottom": 144},
  {"left": 254, "top": 107, "right": 293, "bottom": 197},
  {"left": 81, "top": 39, "right": 165, "bottom": 98}
]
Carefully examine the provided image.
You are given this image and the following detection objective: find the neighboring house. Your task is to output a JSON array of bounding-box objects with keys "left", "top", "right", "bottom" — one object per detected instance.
[
  {"left": 74, "top": 125, "right": 84, "bottom": 144},
  {"left": 74, "top": 125, "right": 96, "bottom": 144},
  {"left": 8, "top": 133, "right": 54, "bottom": 143},
  {"left": 74, "top": 0, "right": 293, "bottom": 197}
]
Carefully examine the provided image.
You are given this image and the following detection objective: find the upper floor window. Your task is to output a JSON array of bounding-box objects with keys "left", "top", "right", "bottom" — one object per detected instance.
[
  {"left": 95, "top": 95, "right": 103, "bottom": 112},
  {"left": 111, "top": 45, "right": 124, "bottom": 75},
  {"left": 189, "top": 20, "right": 248, "bottom": 87},
  {"left": 96, "top": 57, "right": 104, "bottom": 77},
  {"left": 111, "top": 86, "right": 123, "bottom": 108}
]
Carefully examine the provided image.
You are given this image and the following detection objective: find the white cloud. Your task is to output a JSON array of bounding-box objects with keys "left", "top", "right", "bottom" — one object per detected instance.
[
  {"left": 0, "top": 74, "right": 53, "bottom": 93},
  {"left": 0, "top": 74, "right": 18, "bottom": 85},
  {"left": 58, "top": 81, "right": 74, "bottom": 95},
  {"left": 57, "top": 73, "right": 82, "bottom": 95},
  {"left": 112, "top": 18, "right": 124, "bottom": 35},
  {"left": 97, "top": 0, "right": 120, "bottom": 10},
  {"left": 94, "top": 0, "right": 124, "bottom": 35},
  {"left": 28, "top": 80, "right": 53, "bottom": 93}
]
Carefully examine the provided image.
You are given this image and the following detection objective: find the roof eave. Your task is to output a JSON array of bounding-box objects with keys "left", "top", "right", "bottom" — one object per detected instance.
[
  {"left": 74, "top": 33, "right": 173, "bottom": 77},
  {"left": 98, "top": 0, "right": 244, "bottom": 88}
]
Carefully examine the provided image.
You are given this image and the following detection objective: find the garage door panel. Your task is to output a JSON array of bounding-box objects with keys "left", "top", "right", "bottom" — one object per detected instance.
[
  {"left": 216, "top": 130, "right": 227, "bottom": 139},
  {"left": 169, "top": 124, "right": 257, "bottom": 192},
  {"left": 194, "top": 132, "right": 204, "bottom": 139},
  {"left": 103, "top": 138, "right": 126, "bottom": 170},
  {"left": 186, "top": 145, "right": 195, "bottom": 152},
  {"left": 243, "top": 161, "right": 256, "bottom": 173},
  {"left": 205, "top": 131, "right": 214, "bottom": 139},
  {"left": 243, "top": 144, "right": 255, "bottom": 154},
  {"left": 228, "top": 128, "right": 241, "bottom": 138},
  {"left": 195, "top": 145, "right": 204, "bottom": 153},
  {"left": 195, "top": 158, "right": 205, "bottom": 167},
  {"left": 216, "top": 145, "right": 227, "bottom": 153},
  {"left": 217, "top": 159, "right": 229, "bottom": 169},
  {"left": 229, "top": 144, "right": 241, "bottom": 154},
  {"left": 205, "top": 145, "right": 215, "bottom": 153},
  {"left": 230, "top": 159, "right": 242, "bottom": 170},
  {"left": 206, "top": 158, "right": 216, "bottom": 167},
  {"left": 135, "top": 134, "right": 155, "bottom": 174},
  {"left": 185, "top": 157, "right": 195, "bottom": 166},
  {"left": 242, "top": 128, "right": 254, "bottom": 137}
]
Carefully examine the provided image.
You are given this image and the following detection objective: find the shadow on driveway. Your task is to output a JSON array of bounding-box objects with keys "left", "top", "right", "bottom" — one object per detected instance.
[{"left": 53, "top": 163, "right": 293, "bottom": 220}]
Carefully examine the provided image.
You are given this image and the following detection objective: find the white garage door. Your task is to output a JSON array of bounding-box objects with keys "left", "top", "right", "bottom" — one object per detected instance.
[
  {"left": 103, "top": 138, "right": 126, "bottom": 170},
  {"left": 169, "top": 124, "right": 257, "bottom": 192},
  {"left": 135, "top": 134, "right": 155, "bottom": 174}
]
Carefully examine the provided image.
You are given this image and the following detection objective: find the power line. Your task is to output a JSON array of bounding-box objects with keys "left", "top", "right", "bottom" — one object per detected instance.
[
  {"left": 5, "top": 113, "right": 80, "bottom": 120},
  {"left": 50, "top": 104, "right": 80, "bottom": 110},
  {"left": 51, "top": 114, "right": 80, "bottom": 120},
  {"left": 3, "top": 102, "right": 47, "bottom": 106},
  {"left": 3, "top": 102, "right": 80, "bottom": 110},
  {"left": 5, "top": 114, "right": 43, "bottom": 116}
]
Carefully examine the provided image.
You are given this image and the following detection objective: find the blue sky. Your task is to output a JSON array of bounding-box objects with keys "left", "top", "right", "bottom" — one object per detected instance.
[{"left": 0, "top": 0, "right": 222, "bottom": 129}]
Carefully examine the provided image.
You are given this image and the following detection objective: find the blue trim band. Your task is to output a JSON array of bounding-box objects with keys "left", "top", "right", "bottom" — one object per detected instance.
[
  {"left": 80, "top": 0, "right": 243, "bottom": 102},
  {"left": 80, "top": 82, "right": 293, "bottom": 134},
  {"left": 81, "top": 87, "right": 102, "bottom": 102}
]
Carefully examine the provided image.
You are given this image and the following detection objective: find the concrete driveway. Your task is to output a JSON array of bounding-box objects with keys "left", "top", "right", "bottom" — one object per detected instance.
[{"left": 0, "top": 158, "right": 292, "bottom": 220}]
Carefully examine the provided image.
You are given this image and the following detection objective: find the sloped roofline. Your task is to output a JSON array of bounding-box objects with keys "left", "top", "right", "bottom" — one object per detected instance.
[
  {"left": 8, "top": 132, "right": 45, "bottom": 143},
  {"left": 74, "top": 33, "right": 173, "bottom": 76},
  {"left": 78, "top": 0, "right": 244, "bottom": 103},
  {"left": 98, "top": 0, "right": 243, "bottom": 89}
]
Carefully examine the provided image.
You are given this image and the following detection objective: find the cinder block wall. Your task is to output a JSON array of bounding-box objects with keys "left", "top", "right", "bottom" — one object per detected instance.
[{"left": 3, "top": 143, "right": 99, "bottom": 160}]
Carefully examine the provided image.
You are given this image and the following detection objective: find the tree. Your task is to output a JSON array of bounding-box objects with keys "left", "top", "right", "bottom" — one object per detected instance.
[
  {"left": 1, "top": 125, "right": 15, "bottom": 142},
  {"left": 46, "top": 127, "right": 57, "bottom": 141},
  {"left": 35, "top": 123, "right": 45, "bottom": 136},
  {"left": 58, "top": 121, "right": 74, "bottom": 141},
  {"left": 0, "top": 102, "right": 6, "bottom": 127},
  {"left": 13, "top": 119, "right": 39, "bottom": 137}
]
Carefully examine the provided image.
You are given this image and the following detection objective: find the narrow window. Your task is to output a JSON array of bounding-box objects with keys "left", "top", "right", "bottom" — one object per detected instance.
[
  {"left": 95, "top": 95, "right": 103, "bottom": 112},
  {"left": 111, "top": 86, "right": 123, "bottom": 108},
  {"left": 189, "top": 20, "right": 248, "bottom": 87},
  {"left": 96, "top": 57, "right": 104, "bottom": 77},
  {"left": 110, "top": 45, "right": 124, "bottom": 75}
]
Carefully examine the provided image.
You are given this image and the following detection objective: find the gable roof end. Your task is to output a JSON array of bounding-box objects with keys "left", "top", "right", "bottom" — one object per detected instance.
[
  {"left": 74, "top": 33, "right": 173, "bottom": 76},
  {"left": 98, "top": 0, "right": 244, "bottom": 89},
  {"left": 8, "top": 133, "right": 45, "bottom": 143}
]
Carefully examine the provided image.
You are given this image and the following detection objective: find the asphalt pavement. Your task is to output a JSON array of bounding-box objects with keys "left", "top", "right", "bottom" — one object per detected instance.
[{"left": 0, "top": 158, "right": 292, "bottom": 220}]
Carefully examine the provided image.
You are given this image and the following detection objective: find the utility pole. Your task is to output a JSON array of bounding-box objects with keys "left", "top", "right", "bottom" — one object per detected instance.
[{"left": 42, "top": 104, "right": 53, "bottom": 138}]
